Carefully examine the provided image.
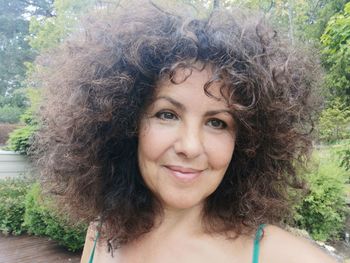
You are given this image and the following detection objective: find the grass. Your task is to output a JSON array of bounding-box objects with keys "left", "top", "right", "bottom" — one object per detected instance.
[{"left": 315, "top": 139, "right": 350, "bottom": 165}]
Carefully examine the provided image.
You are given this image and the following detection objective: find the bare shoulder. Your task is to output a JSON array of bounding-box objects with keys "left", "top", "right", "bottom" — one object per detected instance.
[
  {"left": 259, "top": 225, "right": 339, "bottom": 263},
  {"left": 80, "top": 222, "right": 99, "bottom": 263}
]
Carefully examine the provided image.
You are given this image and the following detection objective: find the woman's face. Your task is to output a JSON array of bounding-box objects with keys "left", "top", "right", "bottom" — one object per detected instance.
[{"left": 138, "top": 67, "right": 236, "bottom": 210}]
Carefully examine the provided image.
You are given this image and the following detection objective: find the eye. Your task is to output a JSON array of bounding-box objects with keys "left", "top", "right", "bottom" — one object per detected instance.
[
  {"left": 207, "top": 119, "right": 227, "bottom": 129},
  {"left": 155, "top": 111, "right": 178, "bottom": 121}
]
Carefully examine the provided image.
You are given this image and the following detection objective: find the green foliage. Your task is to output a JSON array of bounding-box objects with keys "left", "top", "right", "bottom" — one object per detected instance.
[
  {"left": 0, "top": 89, "right": 27, "bottom": 124},
  {"left": 9, "top": 0, "right": 100, "bottom": 153},
  {"left": 6, "top": 125, "right": 39, "bottom": 154},
  {"left": 318, "top": 98, "right": 350, "bottom": 142},
  {"left": 294, "top": 150, "right": 348, "bottom": 241},
  {"left": 0, "top": 105, "right": 24, "bottom": 124},
  {"left": 20, "top": 88, "right": 41, "bottom": 126},
  {"left": 29, "top": 16, "right": 66, "bottom": 52},
  {"left": 29, "top": 0, "right": 98, "bottom": 52},
  {"left": 0, "top": 177, "right": 32, "bottom": 235},
  {"left": 0, "top": 177, "right": 87, "bottom": 251},
  {"left": 340, "top": 148, "right": 350, "bottom": 173},
  {"left": 43, "top": 213, "right": 87, "bottom": 252},
  {"left": 23, "top": 183, "right": 48, "bottom": 236},
  {"left": 0, "top": 0, "right": 53, "bottom": 96},
  {"left": 0, "top": 90, "right": 28, "bottom": 108},
  {"left": 0, "top": 0, "right": 55, "bottom": 102},
  {"left": 6, "top": 88, "right": 42, "bottom": 153},
  {"left": 321, "top": 2, "right": 350, "bottom": 105},
  {"left": 11, "top": 0, "right": 99, "bottom": 153},
  {"left": 297, "top": 0, "right": 348, "bottom": 40},
  {"left": 195, "top": 0, "right": 348, "bottom": 43},
  {"left": 24, "top": 183, "right": 87, "bottom": 252}
]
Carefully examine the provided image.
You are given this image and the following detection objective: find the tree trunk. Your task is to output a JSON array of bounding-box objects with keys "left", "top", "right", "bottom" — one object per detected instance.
[
  {"left": 213, "top": 0, "right": 220, "bottom": 9},
  {"left": 287, "top": 0, "right": 294, "bottom": 45}
]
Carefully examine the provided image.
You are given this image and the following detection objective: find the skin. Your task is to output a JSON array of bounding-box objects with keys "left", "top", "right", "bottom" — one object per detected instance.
[
  {"left": 80, "top": 66, "right": 338, "bottom": 263},
  {"left": 138, "top": 66, "right": 236, "bottom": 212}
]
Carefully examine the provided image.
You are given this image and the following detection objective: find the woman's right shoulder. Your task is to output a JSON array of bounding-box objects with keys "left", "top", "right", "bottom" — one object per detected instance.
[
  {"left": 260, "top": 225, "right": 339, "bottom": 263},
  {"left": 80, "top": 222, "right": 99, "bottom": 263}
]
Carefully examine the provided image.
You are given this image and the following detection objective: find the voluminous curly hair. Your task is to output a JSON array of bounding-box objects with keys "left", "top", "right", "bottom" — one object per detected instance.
[{"left": 32, "top": 0, "right": 319, "bottom": 250}]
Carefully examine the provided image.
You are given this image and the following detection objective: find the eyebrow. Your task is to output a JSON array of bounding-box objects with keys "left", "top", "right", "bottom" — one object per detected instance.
[{"left": 155, "top": 96, "right": 234, "bottom": 117}]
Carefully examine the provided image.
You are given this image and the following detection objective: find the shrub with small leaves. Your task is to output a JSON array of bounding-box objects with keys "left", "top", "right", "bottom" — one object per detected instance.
[
  {"left": 294, "top": 152, "right": 348, "bottom": 241},
  {"left": 24, "top": 183, "right": 87, "bottom": 252},
  {"left": 23, "top": 183, "right": 48, "bottom": 235},
  {"left": 0, "top": 177, "right": 32, "bottom": 235},
  {"left": 6, "top": 88, "right": 41, "bottom": 154},
  {"left": 318, "top": 99, "right": 350, "bottom": 143},
  {"left": 6, "top": 125, "right": 38, "bottom": 154}
]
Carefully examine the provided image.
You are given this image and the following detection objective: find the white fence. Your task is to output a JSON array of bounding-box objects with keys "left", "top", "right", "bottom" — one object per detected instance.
[{"left": 0, "top": 150, "right": 30, "bottom": 179}]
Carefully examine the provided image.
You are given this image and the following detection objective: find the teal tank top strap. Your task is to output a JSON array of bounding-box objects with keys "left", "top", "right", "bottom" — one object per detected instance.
[
  {"left": 252, "top": 224, "right": 266, "bottom": 263},
  {"left": 88, "top": 222, "right": 101, "bottom": 263}
]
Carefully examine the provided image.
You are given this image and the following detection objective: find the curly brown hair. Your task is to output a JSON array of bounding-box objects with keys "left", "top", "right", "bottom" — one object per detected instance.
[{"left": 31, "top": 1, "right": 319, "bottom": 249}]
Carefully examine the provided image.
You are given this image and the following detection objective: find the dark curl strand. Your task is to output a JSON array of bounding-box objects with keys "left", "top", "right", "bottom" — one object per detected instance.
[{"left": 31, "top": 1, "right": 319, "bottom": 250}]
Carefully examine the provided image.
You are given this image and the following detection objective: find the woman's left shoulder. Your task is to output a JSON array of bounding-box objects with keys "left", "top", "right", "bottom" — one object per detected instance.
[{"left": 259, "top": 225, "right": 339, "bottom": 263}]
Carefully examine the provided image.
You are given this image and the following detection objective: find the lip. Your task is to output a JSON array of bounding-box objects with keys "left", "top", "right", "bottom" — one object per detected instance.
[{"left": 164, "top": 165, "right": 204, "bottom": 182}]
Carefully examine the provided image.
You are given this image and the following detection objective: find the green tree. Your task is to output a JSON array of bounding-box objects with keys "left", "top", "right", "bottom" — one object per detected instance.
[
  {"left": 0, "top": 0, "right": 32, "bottom": 96},
  {"left": 318, "top": 98, "right": 350, "bottom": 142},
  {"left": 169, "top": 0, "right": 348, "bottom": 46},
  {"left": 0, "top": 0, "right": 54, "bottom": 96},
  {"left": 0, "top": 0, "right": 54, "bottom": 123},
  {"left": 321, "top": 2, "right": 350, "bottom": 105},
  {"left": 7, "top": 0, "right": 102, "bottom": 150},
  {"left": 307, "top": 0, "right": 348, "bottom": 40},
  {"left": 29, "top": 0, "right": 101, "bottom": 52},
  {"left": 294, "top": 152, "right": 348, "bottom": 241}
]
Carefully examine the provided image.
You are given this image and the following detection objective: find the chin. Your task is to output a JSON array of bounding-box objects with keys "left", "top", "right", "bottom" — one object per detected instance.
[{"left": 160, "top": 195, "right": 204, "bottom": 210}]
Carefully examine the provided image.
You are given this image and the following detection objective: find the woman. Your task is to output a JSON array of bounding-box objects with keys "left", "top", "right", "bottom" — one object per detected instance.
[{"left": 33, "top": 1, "right": 337, "bottom": 262}]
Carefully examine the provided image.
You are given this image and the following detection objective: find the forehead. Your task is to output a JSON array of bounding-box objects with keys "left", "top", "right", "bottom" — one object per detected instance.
[{"left": 154, "top": 66, "right": 229, "bottom": 107}]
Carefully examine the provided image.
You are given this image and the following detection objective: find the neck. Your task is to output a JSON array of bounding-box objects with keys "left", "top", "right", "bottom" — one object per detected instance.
[
  {"left": 153, "top": 203, "right": 205, "bottom": 238},
  {"left": 118, "top": 203, "right": 208, "bottom": 258}
]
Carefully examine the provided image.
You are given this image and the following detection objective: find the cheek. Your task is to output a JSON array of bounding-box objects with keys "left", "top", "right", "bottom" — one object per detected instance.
[
  {"left": 205, "top": 134, "right": 235, "bottom": 169},
  {"left": 138, "top": 121, "right": 173, "bottom": 162}
]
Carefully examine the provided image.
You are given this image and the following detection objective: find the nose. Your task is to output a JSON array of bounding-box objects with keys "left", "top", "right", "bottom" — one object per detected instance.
[{"left": 173, "top": 122, "right": 204, "bottom": 159}]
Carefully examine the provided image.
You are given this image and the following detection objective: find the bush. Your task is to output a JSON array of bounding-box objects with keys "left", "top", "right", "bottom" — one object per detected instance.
[
  {"left": 6, "top": 88, "right": 41, "bottom": 154},
  {"left": 6, "top": 125, "right": 38, "bottom": 154},
  {"left": 0, "top": 178, "right": 87, "bottom": 251},
  {"left": 23, "top": 183, "right": 48, "bottom": 236},
  {"left": 44, "top": 213, "right": 87, "bottom": 252},
  {"left": 318, "top": 99, "right": 350, "bottom": 143},
  {"left": 0, "top": 177, "right": 32, "bottom": 235},
  {"left": 24, "top": 183, "right": 87, "bottom": 251},
  {"left": 294, "top": 151, "right": 349, "bottom": 241}
]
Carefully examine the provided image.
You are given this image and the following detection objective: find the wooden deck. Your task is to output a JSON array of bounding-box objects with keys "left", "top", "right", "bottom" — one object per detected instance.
[{"left": 0, "top": 233, "right": 82, "bottom": 263}]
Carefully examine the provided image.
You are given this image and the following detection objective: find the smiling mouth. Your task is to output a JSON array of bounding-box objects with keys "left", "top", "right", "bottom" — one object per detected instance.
[{"left": 164, "top": 165, "right": 204, "bottom": 182}]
